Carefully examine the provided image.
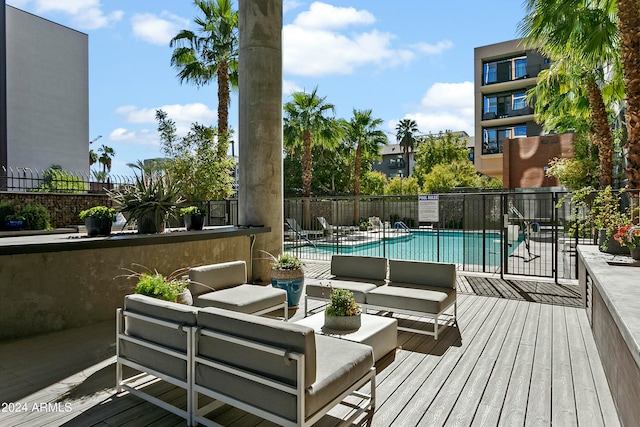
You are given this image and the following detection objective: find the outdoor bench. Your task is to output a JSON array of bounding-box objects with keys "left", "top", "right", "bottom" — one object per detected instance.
[
  {"left": 116, "top": 294, "right": 375, "bottom": 426},
  {"left": 304, "top": 255, "right": 457, "bottom": 339}
]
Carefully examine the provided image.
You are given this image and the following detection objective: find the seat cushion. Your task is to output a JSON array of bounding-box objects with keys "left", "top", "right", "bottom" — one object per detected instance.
[
  {"left": 305, "top": 278, "right": 379, "bottom": 303},
  {"left": 306, "top": 335, "right": 374, "bottom": 418},
  {"left": 194, "top": 284, "right": 286, "bottom": 314},
  {"left": 365, "top": 283, "right": 456, "bottom": 314}
]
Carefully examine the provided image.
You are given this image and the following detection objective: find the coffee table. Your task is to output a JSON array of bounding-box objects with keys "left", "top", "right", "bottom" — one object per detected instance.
[{"left": 296, "top": 312, "right": 397, "bottom": 362}]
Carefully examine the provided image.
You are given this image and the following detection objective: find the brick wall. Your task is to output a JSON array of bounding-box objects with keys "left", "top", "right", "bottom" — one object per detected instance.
[{"left": 0, "top": 192, "right": 113, "bottom": 228}]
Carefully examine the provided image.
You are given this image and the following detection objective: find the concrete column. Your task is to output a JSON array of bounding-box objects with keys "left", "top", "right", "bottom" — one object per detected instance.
[{"left": 238, "top": 0, "right": 283, "bottom": 283}]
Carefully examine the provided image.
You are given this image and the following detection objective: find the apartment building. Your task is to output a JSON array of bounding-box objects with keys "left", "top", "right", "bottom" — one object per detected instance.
[
  {"left": 0, "top": 2, "right": 88, "bottom": 181},
  {"left": 474, "top": 39, "right": 573, "bottom": 187}
]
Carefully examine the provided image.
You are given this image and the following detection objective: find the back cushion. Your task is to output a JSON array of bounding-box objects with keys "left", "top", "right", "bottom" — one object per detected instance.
[
  {"left": 331, "top": 255, "right": 387, "bottom": 281},
  {"left": 197, "top": 307, "right": 316, "bottom": 388},
  {"left": 388, "top": 259, "right": 456, "bottom": 289},
  {"left": 189, "top": 261, "right": 247, "bottom": 296}
]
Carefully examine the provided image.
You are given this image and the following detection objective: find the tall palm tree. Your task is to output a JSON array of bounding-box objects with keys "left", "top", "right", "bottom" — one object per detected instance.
[
  {"left": 344, "top": 109, "right": 387, "bottom": 222},
  {"left": 616, "top": 0, "right": 640, "bottom": 189},
  {"left": 520, "top": 0, "right": 620, "bottom": 188},
  {"left": 89, "top": 149, "right": 98, "bottom": 167},
  {"left": 395, "top": 119, "right": 419, "bottom": 177},
  {"left": 283, "top": 87, "right": 343, "bottom": 198},
  {"left": 98, "top": 145, "right": 115, "bottom": 174},
  {"left": 170, "top": 0, "right": 238, "bottom": 147}
]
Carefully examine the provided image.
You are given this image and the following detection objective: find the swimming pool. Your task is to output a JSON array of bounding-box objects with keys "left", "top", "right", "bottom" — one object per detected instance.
[{"left": 288, "top": 230, "right": 522, "bottom": 266}]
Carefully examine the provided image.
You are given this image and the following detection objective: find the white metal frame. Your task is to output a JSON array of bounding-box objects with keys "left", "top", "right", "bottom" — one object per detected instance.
[
  {"left": 364, "top": 300, "right": 457, "bottom": 340},
  {"left": 191, "top": 328, "right": 375, "bottom": 427},
  {"left": 116, "top": 308, "right": 194, "bottom": 425}
]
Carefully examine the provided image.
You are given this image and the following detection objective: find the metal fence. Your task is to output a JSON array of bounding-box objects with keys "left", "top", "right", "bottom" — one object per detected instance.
[
  {"left": 0, "top": 166, "right": 133, "bottom": 193},
  {"left": 283, "top": 191, "right": 600, "bottom": 283}
]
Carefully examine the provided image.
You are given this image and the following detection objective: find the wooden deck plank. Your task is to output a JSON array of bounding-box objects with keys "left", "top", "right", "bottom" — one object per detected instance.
[
  {"left": 550, "top": 304, "right": 577, "bottom": 426},
  {"left": 416, "top": 298, "right": 512, "bottom": 426},
  {"left": 524, "top": 303, "right": 552, "bottom": 426},
  {"left": 444, "top": 298, "right": 519, "bottom": 426},
  {"left": 575, "top": 310, "right": 621, "bottom": 427},
  {"left": 389, "top": 298, "right": 506, "bottom": 426},
  {"left": 565, "top": 307, "right": 606, "bottom": 427},
  {"left": 496, "top": 303, "right": 541, "bottom": 426},
  {"left": 371, "top": 297, "right": 495, "bottom": 426}
]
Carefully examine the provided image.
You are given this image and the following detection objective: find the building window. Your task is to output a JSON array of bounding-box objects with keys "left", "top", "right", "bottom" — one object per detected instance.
[
  {"left": 512, "top": 92, "right": 527, "bottom": 110},
  {"left": 514, "top": 57, "right": 527, "bottom": 78},
  {"left": 483, "top": 55, "right": 528, "bottom": 85},
  {"left": 482, "top": 125, "right": 527, "bottom": 155}
]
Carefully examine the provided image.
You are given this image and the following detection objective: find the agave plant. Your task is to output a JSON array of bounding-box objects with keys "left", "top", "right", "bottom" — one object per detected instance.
[{"left": 108, "top": 160, "right": 185, "bottom": 233}]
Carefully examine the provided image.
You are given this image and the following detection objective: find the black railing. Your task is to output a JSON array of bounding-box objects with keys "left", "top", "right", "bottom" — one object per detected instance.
[
  {"left": 283, "top": 191, "right": 596, "bottom": 283},
  {"left": 0, "top": 166, "right": 134, "bottom": 193}
]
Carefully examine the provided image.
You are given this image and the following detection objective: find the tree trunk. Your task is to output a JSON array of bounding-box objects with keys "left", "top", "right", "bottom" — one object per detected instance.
[
  {"left": 586, "top": 77, "right": 614, "bottom": 189},
  {"left": 217, "top": 61, "right": 230, "bottom": 157},
  {"left": 302, "top": 130, "right": 313, "bottom": 197},
  {"left": 353, "top": 142, "right": 362, "bottom": 223},
  {"left": 617, "top": 0, "right": 640, "bottom": 189}
]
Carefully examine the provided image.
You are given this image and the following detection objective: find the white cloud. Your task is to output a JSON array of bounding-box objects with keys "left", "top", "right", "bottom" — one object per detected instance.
[
  {"left": 22, "top": 0, "right": 123, "bottom": 30},
  {"left": 283, "top": 80, "right": 302, "bottom": 96},
  {"left": 413, "top": 40, "right": 454, "bottom": 55},
  {"left": 396, "top": 82, "right": 475, "bottom": 136},
  {"left": 283, "top": 2, "right": 446, "bottom": 77},
  {"left": 283, "top": 0, "right": 304, "bottom": 14},
  {"left": 293, "top": 2, "right": 375, "bottom": 30},
  {"left": 112, "top": 103, "right": 218, "bottom": 147},
  {"left": 131, "top": 12, "right": 190, "bottom": 46}
]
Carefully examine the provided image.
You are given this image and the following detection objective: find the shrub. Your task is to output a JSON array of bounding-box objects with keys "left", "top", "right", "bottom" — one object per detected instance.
[
  {"left": 79, "top": 206, "right": 116, "bottom": 221},
  {"left": 325, "top": 288, "right": 360, "bottom": 317},
  {"left": 20, "top": 204, "right": 50, "bottom": 230},
  {"left": 271, "top": 252, "right": 304, "bottom": 270},
  {"left": 180, "top": 205, "right": 207, "bottom": 216},
  {"left": 0, "top": 202, "right": 16, "bottom": 222},
  {"left": 134, "top": 273, "right": 188, "bottom": 302}
]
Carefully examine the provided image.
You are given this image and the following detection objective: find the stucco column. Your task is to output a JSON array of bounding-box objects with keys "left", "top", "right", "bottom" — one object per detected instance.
[{"left": 238, "top": 0, "right": 283, "bottom": 283}]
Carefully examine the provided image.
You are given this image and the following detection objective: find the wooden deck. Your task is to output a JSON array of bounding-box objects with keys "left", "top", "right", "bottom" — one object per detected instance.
[{"left": 0, "top": 268, "right": 619, "bottom": 426}]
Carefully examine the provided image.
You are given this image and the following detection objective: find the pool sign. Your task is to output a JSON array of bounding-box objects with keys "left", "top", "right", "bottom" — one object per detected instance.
[{"left": 418, "top": 194, "right": 439, "bottom": 222}]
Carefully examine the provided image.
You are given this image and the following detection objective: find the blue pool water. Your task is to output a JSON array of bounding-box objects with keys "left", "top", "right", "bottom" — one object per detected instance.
[{"left": 290, "top": 230, "right": 521, "bottom": 266}]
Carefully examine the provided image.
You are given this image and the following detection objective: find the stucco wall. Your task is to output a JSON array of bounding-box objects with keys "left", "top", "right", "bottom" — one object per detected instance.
[{"left": 0, "top": 234, "right": 252, "bottom": 340}]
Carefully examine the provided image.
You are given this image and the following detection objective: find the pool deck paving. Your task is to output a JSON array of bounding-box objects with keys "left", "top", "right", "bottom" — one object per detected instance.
[{"left": 0, "top": 260, "right": 619, "bottom": 426}]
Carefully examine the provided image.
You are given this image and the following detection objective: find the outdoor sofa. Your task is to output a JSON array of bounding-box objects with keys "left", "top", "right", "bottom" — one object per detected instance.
[
  {"left": 188, "top": 260, "right": 289, "bottom": 320},
  {"left": 305, "top": 255, "right": 457, "bottom": 340},
  {"left": 116, "top": 294, "right": 375, "bottom": 426}
]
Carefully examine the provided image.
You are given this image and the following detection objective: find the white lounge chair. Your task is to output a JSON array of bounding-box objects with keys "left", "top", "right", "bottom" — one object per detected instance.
[
  {"left": 317, "top": 216, "right": 356, "bottom": 235},
  {"left": 286, "top": 218, "right": 324, "bottom": 239}
]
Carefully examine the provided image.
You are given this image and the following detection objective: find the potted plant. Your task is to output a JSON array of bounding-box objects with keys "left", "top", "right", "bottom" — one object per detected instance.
[
  {"left": 180, "top": 205, "right": 207, "bottom": 231},
  {"left": 0, "top": 201, "right": 16, "bottom": 231},
  {"left": 323, "top": 285, "right": 361, "bottom": 331},
  {"left": 120, "top": 264, "right": 193, "bottom": 305},
  {"left": 79, "top": 206, "right": 116, "bottom": 237},
  {"left": 108, "top": 161, "right": 185, "bottom": 234},
  {"left": 263, "top": 251, "right": 305, "bottom": 308},
  {"left": 4, "top": 214, "right": 26, "bottom": 231},
  {"left": 614, "top": 225, "right": 640, "bottom": 260}
]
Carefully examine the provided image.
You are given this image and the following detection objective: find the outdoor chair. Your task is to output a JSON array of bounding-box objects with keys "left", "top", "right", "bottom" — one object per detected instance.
[
  {"left": 317, "top": 216, "right": 356, "bottom": 235},
  {"left": 285, "top": 218, "right": 324, "bottom": 240}
]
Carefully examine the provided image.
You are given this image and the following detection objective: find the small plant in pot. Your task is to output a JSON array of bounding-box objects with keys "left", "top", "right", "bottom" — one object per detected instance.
[
  {"left": 180, "top": 205, "right": 207, "bottom": 231},
  {"left": 79, "top": 206, "right": 116, "bottom": 237},
  {"left": 262, "top": 251, "right": 305, "bottom": 308},
  {"left": 4, "top": 214, "right": 26, "bottom": 231},
  {"left": 120, "top": 264, "right": 194, "bottom": 305},
  {"left": 323, "top": 284, "right": 361, "bottom": 331}
]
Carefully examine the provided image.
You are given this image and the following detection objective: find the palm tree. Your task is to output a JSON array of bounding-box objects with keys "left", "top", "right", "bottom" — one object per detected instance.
[
  {"left": 283, "top": 87, "right": 343, "bottom": 198},
  {"left": 98, "top": 145, "right": 115, "bottom": 174},
  {"left": 519, "top": 0, "right": 621, "bottom": 189},
  {"left": 343, "top": 109, "right": 387, "bottom": 222},
  {"left": 616, "top": 0, "right": 640, "bottom": 189},
  {"left": 284, "top": 87, "right": 342, "bottom": 228},
  {"left": 89, "top": 149, "right": 98, "bottom": 167},
  {"left": 395, "top": 119, "right": 419, "bottom": 177},
  {"left": 170, "top": 0, "right": 238, "bottom": 146}
]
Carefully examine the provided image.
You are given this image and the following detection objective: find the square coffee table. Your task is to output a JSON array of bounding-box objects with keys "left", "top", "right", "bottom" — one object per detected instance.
[{"left": 296, "top": 312, "right": 397, "bottom": 362}]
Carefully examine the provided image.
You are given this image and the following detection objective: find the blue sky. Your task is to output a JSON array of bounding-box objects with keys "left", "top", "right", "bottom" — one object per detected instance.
[{"left": 7, "top": 0, "right": 526, "bottom": 177}]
